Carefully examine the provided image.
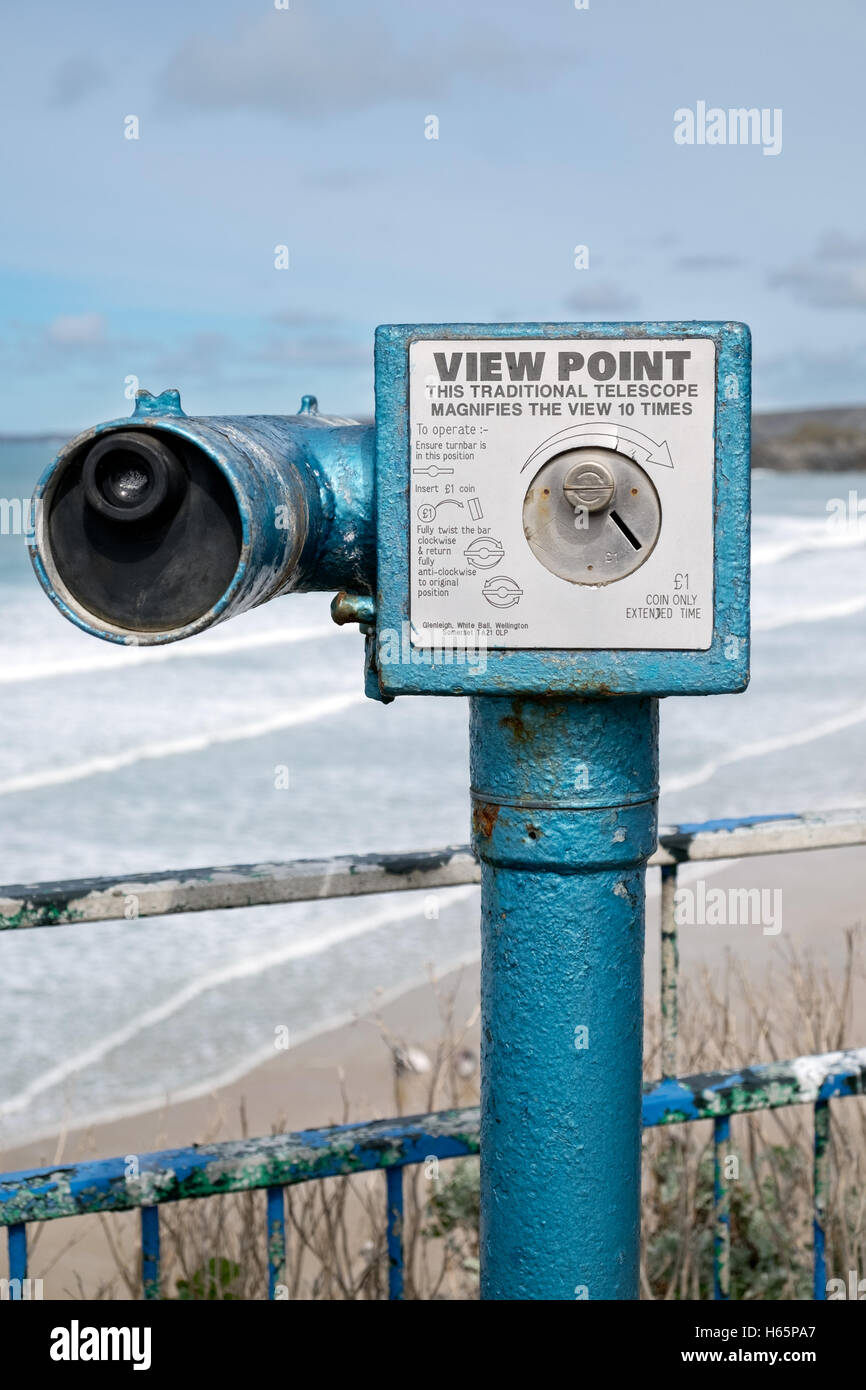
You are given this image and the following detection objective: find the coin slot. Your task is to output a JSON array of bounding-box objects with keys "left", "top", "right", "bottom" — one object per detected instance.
[
  {"left": 522, "top": 445, "right": 661, "bottom": 585},
  {"left": 609, "top": 510, "right": 641, "bottom": 551}
]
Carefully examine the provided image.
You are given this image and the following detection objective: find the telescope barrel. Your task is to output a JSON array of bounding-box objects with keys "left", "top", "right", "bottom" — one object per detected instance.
[{"left": 29, "top": 391, "right": 375, "bottom": 645}]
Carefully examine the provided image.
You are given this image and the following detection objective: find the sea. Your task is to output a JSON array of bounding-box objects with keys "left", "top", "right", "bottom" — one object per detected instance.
[{"left": 0, "top": 440, "right": 864, "bottom": 1146}]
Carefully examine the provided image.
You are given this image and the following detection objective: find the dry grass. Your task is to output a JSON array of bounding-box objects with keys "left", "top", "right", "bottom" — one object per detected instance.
[
  {"left": 30, "top": 931, "right": 866, "bottom": 1300},
  {"left": 78, "top": 970, "right": 482, "bottom": 1301},
  {"left": 641, "top": 928, "right": 866, "bottom": 1299}
]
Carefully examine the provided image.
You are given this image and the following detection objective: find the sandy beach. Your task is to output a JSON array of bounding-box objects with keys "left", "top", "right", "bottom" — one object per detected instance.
[{"left": 3, "top": 841, "right": 865, "bottom": 1297}]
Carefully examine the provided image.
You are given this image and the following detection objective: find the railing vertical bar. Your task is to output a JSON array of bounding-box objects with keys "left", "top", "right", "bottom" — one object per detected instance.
[
  {"left": 813, "top": 1098, "right": 830, "bottom": 1301},
  {"left": 660, "top": 863, "right": 679, "bottom": 1078},
  {"left": 713, "top": 1115, "right": 731, "bottom": 1301},
  {"left": 7, "top": 1223, "right": 27, "bottom": 1296},
  {"left": 266, "top": 1185, "right": 286, "bottom": 1300},
  {"left": 140, "top": 1206, "right": 160, "bottom": 1300},
  {"left": 385, "top": 1165, "right": 404, "bottom": 1301}
]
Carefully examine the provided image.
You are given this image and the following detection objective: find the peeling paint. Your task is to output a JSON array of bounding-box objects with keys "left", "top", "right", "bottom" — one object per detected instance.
[
  {"left": 0, "top": 1109, "right": 481, "bottom": 1225},
  {"left": 2, "top": 810, "right": 861, "bottom": 930},
  {"left": 2, "top": 1048, "right": 862, "bottom": 1230}
]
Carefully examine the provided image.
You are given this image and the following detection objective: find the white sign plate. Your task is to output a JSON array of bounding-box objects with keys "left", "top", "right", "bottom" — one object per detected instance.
[{"left": 408, "top": 337, "right": 716, "bottom": 650}]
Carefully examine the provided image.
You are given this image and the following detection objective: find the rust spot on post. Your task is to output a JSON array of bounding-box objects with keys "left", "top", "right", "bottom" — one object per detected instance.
[{"left": 472, "top": 803, "right": 500, "bottom": 838}]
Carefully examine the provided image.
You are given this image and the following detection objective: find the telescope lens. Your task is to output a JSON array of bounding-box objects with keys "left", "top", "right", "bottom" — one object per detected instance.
[
  {"left": 45, "top": 426, "right": 244, "bottom": 634},
  {"left": 104, "top": 460, "right": 152, "bottom": 508},
  {"left": 82, "top": 432, "right": 184, "bottom": 524}
]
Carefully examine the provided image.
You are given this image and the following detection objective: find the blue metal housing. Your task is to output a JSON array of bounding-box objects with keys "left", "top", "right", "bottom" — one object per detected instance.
[
  {"left": 373, "top": 320, "right": 750, "bottom": 698},
  {"left": 30, "top": 389, "right": 375, "bottom": 645}
]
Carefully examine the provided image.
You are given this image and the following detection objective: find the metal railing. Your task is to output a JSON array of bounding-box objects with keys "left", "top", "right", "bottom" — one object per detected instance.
[{"left": 1, "top": 807, "right": 864, "bottom": 1301}]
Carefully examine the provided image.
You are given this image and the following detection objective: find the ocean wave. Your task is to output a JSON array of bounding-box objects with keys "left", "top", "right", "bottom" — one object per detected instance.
[
  {"left": 662, "top": 702, "right": 866, "bottom": 795},
  {"left": 753, "top": 594, "right": 866, "bottom": 632},
  {"left": 0, "top": 690, "right": 365, "bottom": 796},
  {"left": 0, "top": 943, "right": 484, "bottom": 1146},
  {"left": 752, "top": 519, "right": 865, "bottom": 568},
  {"left": 0, "top": 624, "right": 335, "bottom": 685},
  {"left": 0, "top": 885, "right": 478, "bottom": 1119}
]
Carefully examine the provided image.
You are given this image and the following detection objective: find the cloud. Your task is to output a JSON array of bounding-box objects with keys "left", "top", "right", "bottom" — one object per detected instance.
[
  {"left": 45, "top": 313, "right": 108, "bottom": 347},
  {"left": 757, "top": 341, "right": 866, "bottom": 406},
  {"left": 769, "top": 231, "right": 866, "bottom": 310},
  {"left": 158, "top": 11, "right": 572, "bottom": 118},
  {"left": 138, "top": 318, "right": 367, "bottom": 382},
  {"left": 268, "top": 308, "right": 342, "bottom": 328},
  {"left": 50, "top": 55, "right": 108, "bottom": 107},
  {"left": 0, "top": 311, "right": 368, "bottom": 404},
  {"left": 0, "top": 315, "right": 137, "bottom": 379},
  {"left": 814, "top": 231, "right": 866, "bottom": 261},
  {"left": 564, "top": 280, "right": 639, "bottom": 314},
  {"left": 674, "top": 253, "right": 742, "bottom": 272},
  {"left": 148, "top": 330, "right": 234, "bottom": 378},
  {"left": 627, "top": 231, "right": 677, "bottom": 250},
  {"left": 249, "top": 327, "right": 368, "bottom": 370},
  {"left": 302, "top": 168, "right": 381, "bottom": 192}
]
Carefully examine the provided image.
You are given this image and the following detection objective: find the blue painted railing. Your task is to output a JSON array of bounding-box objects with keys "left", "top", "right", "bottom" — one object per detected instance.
[{"left": 3, "top": 1048, "right": 863, "bottom": 1300}]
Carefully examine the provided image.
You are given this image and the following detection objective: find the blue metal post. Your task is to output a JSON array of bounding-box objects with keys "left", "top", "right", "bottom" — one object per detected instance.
[
  {"left": 813, "top": 1099, "right": 830, "bottom": 1300},
  {"left": 713, "top": 1115, "right": 731, "bottom": 1300},
  {"left": 470, "top": 695, "right": 658, "bottom": 1301},
  {"left": 385, "top": 1165, "right": 404, "bottom": 1300},
  {"left": 140, "top": 1205, "right": 160, "bottom": 1300},
  {"left": 7, "top": 1223, "right": 27, "bottom": 1296},
  {"left": 266, "top": 1185, "right": 286, "bottom": 1300}
]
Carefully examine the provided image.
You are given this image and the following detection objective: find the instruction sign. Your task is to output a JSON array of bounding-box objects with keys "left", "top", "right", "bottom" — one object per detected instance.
[{"left": 408, "top": 337, "right": 716, "bottom": 650}]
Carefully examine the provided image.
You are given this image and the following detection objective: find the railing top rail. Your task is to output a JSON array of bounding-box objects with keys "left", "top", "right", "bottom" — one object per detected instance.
[
  {"left": 644, "top": 1046, "right": 866, "bottom": 1126},
  {"left": 652, "top": 807, "right": 865, "bottom": 865},
  {"left": 1, "top": 807, "right": 863, "bottom": 931},
  {"left": 2, "top": 1047, "right": 864, "bottom": 1227}
]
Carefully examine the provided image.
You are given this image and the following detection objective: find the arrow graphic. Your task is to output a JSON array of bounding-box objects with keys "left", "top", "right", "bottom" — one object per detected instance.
[{"left": 521, "top": 422, "right": 674, "bottom": 473}]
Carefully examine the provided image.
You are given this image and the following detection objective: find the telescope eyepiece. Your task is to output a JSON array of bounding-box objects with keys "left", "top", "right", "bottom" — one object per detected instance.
[
  {"left": 82, "top": 432, "right": 185, "bottom": 525},
  {"left": 39, "top": 425, "right": 246, "bottom": 636},
  {"left": 31, "top": 406, "right": 373, "bottom": 643}
]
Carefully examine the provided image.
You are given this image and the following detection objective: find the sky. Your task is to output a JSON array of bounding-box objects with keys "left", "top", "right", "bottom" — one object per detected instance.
[{"left": 2, "top": 0, "right": 866, "bottom": 432}]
